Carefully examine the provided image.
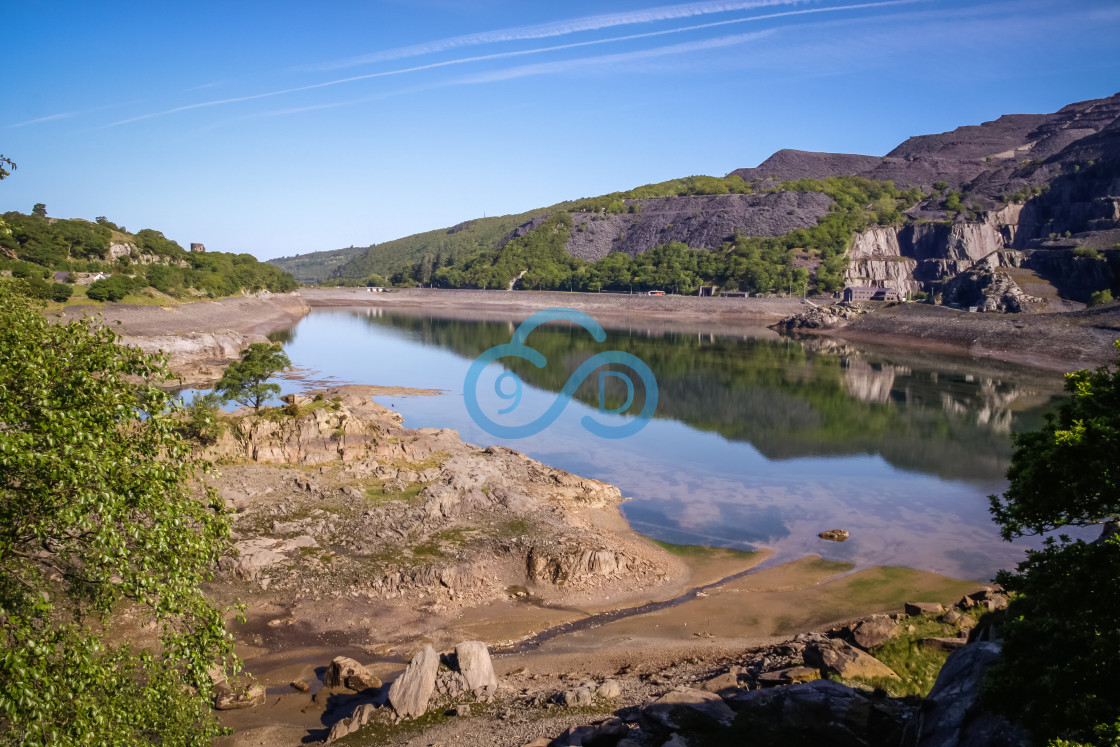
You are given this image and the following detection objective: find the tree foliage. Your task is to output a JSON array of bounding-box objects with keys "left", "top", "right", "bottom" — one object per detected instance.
[
  {"left": 990, "top": 350, "right": 1120, "bottom": 537},
  {"left": 0, "top": 211, "right": 298, "bottom": 299},
  {"left": 986, "top": 343, "right": 1120, "bottom": 745},
  {"left": 214, "top": 342, "right": 290, "bottom": 412},
  {"left": 423, "top": 176, "right": 921, "bottom": 295},
  {"left": 0, "top": 280, "right": 236, "bottom": 746}
]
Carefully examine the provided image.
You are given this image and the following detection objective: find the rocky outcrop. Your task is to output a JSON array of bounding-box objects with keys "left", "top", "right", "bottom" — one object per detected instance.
[
  {"left": 807, "top": 639, "right": 900, "bottom": 680},
  {"left": 771, "top": 302, "right": 871, "bottom": 332},
  {"left": 726, "top": 679, "right": 910, "bottom": 746},
  {"left": 911, "top": 642, "right": 1032, "bottom": 747},
  {"left": 939, "top": 266, "right": 1043, "bottom": 312},
  {"left": 210, "top": 386, "right": 679, "bottom": 609},
  {"left": 644, "top": 689, "right": 735, "bottom": 729},
  {"left": 125, "top": 329, "right": 271, "bottom": 387}
]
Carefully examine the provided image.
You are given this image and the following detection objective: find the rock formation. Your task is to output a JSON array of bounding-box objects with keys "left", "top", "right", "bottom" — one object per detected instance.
[
  {"left": 207, "top": 386, "right": 679, "bottom": 613},
  {"left": 387, "top": 644, "right": 439, "bottom": 718}
]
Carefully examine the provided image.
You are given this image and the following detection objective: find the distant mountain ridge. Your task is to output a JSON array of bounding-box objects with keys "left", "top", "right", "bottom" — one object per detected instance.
[{"left": 270, "top": 91, "right": 1120, "bottom": 306}]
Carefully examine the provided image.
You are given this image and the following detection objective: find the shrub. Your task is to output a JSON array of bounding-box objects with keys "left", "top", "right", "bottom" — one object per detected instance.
[
  {"left": 86, "top": 274, "right": 136, "bottom": 302},
  {"left": 1088, "top": 289, "right": 1113, "bottom": 306}
]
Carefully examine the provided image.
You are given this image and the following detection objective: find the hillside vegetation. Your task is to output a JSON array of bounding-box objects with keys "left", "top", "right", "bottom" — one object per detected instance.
[
  {"left": 276, "top": 175, "right": 764, "bottom": 284},
  {"left": 425, "top": 176, "right": 922, "bottom": 295},
  {"left": 1, "top": 210, "right": 297, "bottom": 302}
]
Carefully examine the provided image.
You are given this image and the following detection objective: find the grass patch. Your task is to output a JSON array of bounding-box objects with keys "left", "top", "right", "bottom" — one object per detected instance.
[
  {"left": 410, "top": 528, "right": 473, "bottom": 561},
  {"left": 802, "top": 557, "right": 855, "bottom": 575},
  {"left": 837, "top": 566, "right": 974, "bottom": 611},
  {"left": 500, "top": 518, "right": 534, "bottom": 537},
  {"left": 366, "top": 480, "right": 429, "bottom": 505},
  {"left": 652, "top": 540, "right": 758, "bottom": 561},
  {"left": 843, "top": 609, "right": 987, "bottom": 696}
]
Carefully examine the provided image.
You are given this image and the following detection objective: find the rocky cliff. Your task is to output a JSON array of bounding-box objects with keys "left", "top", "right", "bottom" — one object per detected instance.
[{"left": 733, "top": 92, "right": 1120, "bottom": 307}]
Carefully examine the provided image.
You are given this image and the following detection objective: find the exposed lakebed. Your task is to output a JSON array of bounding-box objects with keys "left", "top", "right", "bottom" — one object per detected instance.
[{"left": 253, "top": 305, "right": 1075, "bottom": 582}]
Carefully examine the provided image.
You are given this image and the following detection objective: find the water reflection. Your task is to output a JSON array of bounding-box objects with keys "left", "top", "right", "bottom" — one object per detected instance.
[{"left": 266, "top": 307, "right": 1072, "bottom": 581}]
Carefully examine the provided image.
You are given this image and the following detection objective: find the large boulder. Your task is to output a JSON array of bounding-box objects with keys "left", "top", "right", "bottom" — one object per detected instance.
[
  {"left": 905, "top": 601, "right": 945, "bottom": 616},
  {"left": 852, "top": 616, "right": 899, "bottom": 650},
  {"left": 644, "top": 688, "right": 736, "bottom": 729},
  {"left": 455, "top": 641, "right": 498, "bottom": 694},
  {"left": 324, "top": 655, "right": 381, "bottom": 691},
  {"left": 325, "top": 703, "right": 378, "bottom": 744},
  {"left": 809, "top": 640, "right": 900, "bottom": 681},
  {"left": 388, "top": 645, "right": 439, "bottom": 718},
  {"left": 213, "top": 682, "right": 265, "bottom": 710},
  {"left": 912, "top": 642, "right": 1032, "bottom": 747},
  {"left": 726, "top": 679, "right": 909, "bottom": 747}
]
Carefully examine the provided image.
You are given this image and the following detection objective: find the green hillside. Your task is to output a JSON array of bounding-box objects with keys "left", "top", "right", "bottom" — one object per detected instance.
[
  {"left": 0, "top": 210, "right": 297, "bottom": 302},
  {"left": 268, "top": 246, "right": 368, "bottom": 283},
  {"left": 331, "top": 210, "right": 553, "bottom": 281},
  {"left": 279, "top": 174, "right": 768, "bottom": 284}
]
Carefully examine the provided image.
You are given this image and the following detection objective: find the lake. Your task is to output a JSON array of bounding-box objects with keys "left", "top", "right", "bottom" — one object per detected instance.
[{"left": 256, "top": 305, "right": 1073, "bottom": 582}]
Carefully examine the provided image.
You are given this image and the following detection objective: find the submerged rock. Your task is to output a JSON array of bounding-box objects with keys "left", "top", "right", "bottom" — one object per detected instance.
[{"left": 818, "top": 529, "right": 850, "bottom": 542}]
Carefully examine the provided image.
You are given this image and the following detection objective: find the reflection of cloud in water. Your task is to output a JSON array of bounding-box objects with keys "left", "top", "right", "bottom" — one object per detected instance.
[{"left": 276, "top": 308, "right": 1080, "bottom": 584}]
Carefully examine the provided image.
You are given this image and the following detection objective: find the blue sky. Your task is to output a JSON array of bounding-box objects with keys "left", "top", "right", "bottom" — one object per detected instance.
[{"left": 3, "top": 0, "right": 1119, "bottom": 260}]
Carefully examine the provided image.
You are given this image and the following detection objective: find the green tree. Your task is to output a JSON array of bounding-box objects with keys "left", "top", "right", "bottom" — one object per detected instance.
[
  {"left": 1089, "top": 289, "right": 1113, "bottom": 306},
  {"left": 31, "top": 203, "right": 46, "bottom": 218},
  {"left": 986, "top": 343, "right": 1120, "bottom": 745},
  {"left": 0, "top": 155, "right": 14, "bottom": 180},
  {"left": 86, "top": 274, "right": 136, "bottom": 302},
  {"left": 214, "top": 342, "right": 290, "bottom": 412},
  {"left": 0, "top": 280, "right": 236, "bottom": 746}
]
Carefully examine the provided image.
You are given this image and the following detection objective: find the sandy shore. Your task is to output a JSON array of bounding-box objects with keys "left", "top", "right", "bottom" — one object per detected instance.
[{"left": 302, "top": 287, "right": 806, "bottom": 323}]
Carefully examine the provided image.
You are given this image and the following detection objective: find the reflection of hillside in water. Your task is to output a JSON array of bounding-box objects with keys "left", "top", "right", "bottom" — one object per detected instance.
[{"left": 358, "top": 311, "right": 1064, "bottom": 484}]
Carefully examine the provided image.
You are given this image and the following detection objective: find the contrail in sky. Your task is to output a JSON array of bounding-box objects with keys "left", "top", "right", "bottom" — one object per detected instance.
[
  {"left": 104, "top": 0, "right": 914, "bottom": 128},
  {"left": 309, "top": 0, "right": 807, "bottom": 70},
  {"left": 459, "top": 30, "right": 778, "bottom": 84}
]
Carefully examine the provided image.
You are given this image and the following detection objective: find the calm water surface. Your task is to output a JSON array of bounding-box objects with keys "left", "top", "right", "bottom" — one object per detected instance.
[{"left": 261, "top": 306, "right": 1075, "bottom": 582}]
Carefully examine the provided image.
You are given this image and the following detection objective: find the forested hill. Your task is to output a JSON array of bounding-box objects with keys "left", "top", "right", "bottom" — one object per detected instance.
[{"left": 0, "top": 209, "right": 297, "bottom": 302}]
